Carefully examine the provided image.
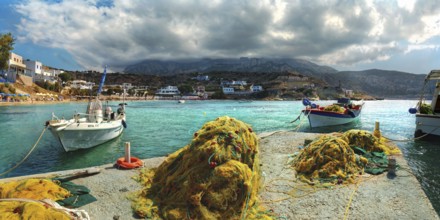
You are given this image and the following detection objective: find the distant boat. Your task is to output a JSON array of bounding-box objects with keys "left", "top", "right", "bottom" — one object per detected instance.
[
  {"left": 299, "top": 98, "right": 364, "bottom": 128},
  {"left": 238, "top": 99, "right": 252, "bottom": 103},
  {"left": 410, "top": 70, "right": 440, "bottom": 138},
  {"left": 178, "top": 100, "right": 185, "bottom": 104},
  {"left": 46, "top": 67, "right": 127, "bottom": 151}
]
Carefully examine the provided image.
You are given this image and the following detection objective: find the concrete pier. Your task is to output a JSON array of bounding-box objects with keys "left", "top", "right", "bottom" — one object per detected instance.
[{"left": 1, "top": 132, "right": 438, "bottom": 219}]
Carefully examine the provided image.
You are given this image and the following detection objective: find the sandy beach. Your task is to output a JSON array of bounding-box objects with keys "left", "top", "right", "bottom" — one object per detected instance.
[{"left": 1, "top": 131, "right": 438, "bottom": 219}]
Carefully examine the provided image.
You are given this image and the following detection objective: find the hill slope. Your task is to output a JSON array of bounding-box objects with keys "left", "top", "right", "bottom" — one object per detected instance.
[
  {"left": 124, "top": 58, "right": 338, "bottom": 76},
  {"left": 322, "top": 69, "right": 426, "bottom": 98}
]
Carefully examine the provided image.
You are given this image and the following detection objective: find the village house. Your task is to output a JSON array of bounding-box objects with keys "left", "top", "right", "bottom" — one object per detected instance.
[
  {"left": 222, "top": 87, "right": 234, "bottom": 94},
  {"left": 194, "top": 75, "right": 209, "bottom": 81},
  {"left": 70, "top": 80, "right": 95, "bottom": 90},
  {"left": 251, "top": 85, "right": 264, "bottom": 92},
  {"left": 3, "top": 52, "right": 26, "bottom": 82},
  {"left": 156, "top": 86, "right": 180, "bottom": 95},
  {"left": 23, "top": 59, "right": 42, "bottom": 82},
  {"left": 221, "top": 80, "right": 247, "bottom": 87}
]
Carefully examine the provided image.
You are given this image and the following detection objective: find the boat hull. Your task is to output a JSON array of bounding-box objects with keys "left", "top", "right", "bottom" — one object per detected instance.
[
  {"left": 303, "top": 109, "right": 361, "bottom": 128},
  {"left": 415, "top": 114, "right": 440, "bottom": 137},
  {"left": 49, "top": 119, "right": 124, "bottom": 152}
]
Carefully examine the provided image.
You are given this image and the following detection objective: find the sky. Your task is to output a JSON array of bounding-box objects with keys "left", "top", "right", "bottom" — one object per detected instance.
[{"left": 0, "top": 0, "right": 439, "bottom": 74}]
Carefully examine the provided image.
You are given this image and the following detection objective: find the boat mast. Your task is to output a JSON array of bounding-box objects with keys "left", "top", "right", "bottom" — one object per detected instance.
[{"left": 97, "top": 66, "right": 108, "bottom": 99}]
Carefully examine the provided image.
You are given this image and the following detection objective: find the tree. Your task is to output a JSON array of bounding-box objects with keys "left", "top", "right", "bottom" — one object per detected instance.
[
  {"left": 128, "top": 88, "right": 135, "bottom": 96},
  {"left": 58, "top": 72, "right": 72, "bottom": 82},
  {"left": 178, "top": 84, "right": 194, "bottom": 95},
  {"left": 211, "top": 89, "right": 226, "bottom": 99},
  {"left": 0, "top": 33, "right": 14, "bottom": 71}
]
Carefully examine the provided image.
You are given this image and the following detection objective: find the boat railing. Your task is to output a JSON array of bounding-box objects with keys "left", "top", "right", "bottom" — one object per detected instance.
[{"left": 74, "top": 112, "right": 124, "bottom": 122}]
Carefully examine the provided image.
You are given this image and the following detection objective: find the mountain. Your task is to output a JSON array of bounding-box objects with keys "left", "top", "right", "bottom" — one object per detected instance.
[
  {"left": 123, "top": 57, "right": 429, "bottom": 98},
  {"left": 321, "top": 69, "right": 426, "bottom": 98},
  {"left": 123, "top": 57, "right": 338, "bottom": 76}
]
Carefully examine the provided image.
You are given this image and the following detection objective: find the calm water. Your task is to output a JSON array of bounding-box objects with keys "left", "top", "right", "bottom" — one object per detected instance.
[{"left": 0, "top": 100, "right": 439, "bottom": 214}]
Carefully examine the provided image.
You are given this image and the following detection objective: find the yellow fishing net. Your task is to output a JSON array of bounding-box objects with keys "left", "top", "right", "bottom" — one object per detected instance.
[
  {"left": 0, "top": 201, "right": 71, "bottom": 220},
  {"left": 132, "top": 116, "right": 271, "bottom": 219},
  {"left": 293, "top": 135, "right": 366, "bottom": 184},
  {"left": 341, "top": 129, "right": 401, "bottom": 155},
  {"left": 323, "top": 104, "right": 345, "bottom": 113},
  {"left": 0, "top": 178, "right": 72, "bottom": 219},
  {"left": 0, "top": 178, "right": 70, "bottom": 200},
  {"left": 293, "top": 130, "right": 401, "bottom": 184}
]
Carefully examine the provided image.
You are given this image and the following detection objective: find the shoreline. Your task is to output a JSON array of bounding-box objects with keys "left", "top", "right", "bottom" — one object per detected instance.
[
  {"left": 0, "top": 98, "right": 421, "bottom": 107},
  {"left": 1, "top": 131, "right": 438, "bottom": 219}
]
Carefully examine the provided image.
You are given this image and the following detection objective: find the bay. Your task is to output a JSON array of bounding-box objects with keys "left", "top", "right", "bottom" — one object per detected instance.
[{"left": 0, "top": 100, "right": 439, "bottom": 214}]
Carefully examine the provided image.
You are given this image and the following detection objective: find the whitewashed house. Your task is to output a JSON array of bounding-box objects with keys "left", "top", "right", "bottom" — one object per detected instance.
[
  {"left": 23, "top": 59, "right": 42, "bottom": 82},
  {"left": 251, "top": 85, "right": 263, "bottom": 92},
  {"left": 156, "top": 86, "right": 180, "bottom": 95},
  {"left": 4, "top": 52, "right": 26, "bottom": 82},
  {"left": 70, "top": 80, "right": 95, "bottom": 90},
  {"left": 222, "top": 87, "right": 235, "bottom": 94},
  {"left": 122, "top": 83, "right": 134, "bottom": 90},
  {"left": 195, "top": 75, "right": 209, "bottom": 81}
]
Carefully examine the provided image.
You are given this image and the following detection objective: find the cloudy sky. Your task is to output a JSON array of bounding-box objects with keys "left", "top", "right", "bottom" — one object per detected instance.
[{"left": 1, "top": 0, "right": 439, "bottom": 74}]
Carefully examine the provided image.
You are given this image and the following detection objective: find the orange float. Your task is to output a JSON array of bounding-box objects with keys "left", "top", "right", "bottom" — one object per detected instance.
[{"left": 116, "top": 157, "right": 144, "bottom": 169}]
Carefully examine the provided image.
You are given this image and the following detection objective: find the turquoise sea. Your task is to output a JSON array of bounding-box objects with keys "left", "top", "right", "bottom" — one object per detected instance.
[{"left": 0, "top": 100, "right": 439, "bottom": 214}]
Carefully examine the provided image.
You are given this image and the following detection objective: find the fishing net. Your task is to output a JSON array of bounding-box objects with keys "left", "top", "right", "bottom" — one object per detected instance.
[
  {"left": 0, "top": 179, "right": 70, "bottom": 201},
  {"left": 323, "top": 104, "right": 345, "bottom": 113},
  {"left": 292, "top": 135, "right": 367, "bottom": 184},
  {"left": 293, "top": 130, "right": 401, "bottom": 184},
  {"left": 341, "top": 129, "right": 401, "bottom": 155},
  {"left": 132, "top": 116, "right": 271, "bottom": 219},
  {"left": 0, "top": 179, "right": 72, "bottom": 219},
  {"left": 419, "top": 103, "right": 433, "bottom": 114},
  {"left": 0, "top": 201, "right": 71, "bottom": 220}
]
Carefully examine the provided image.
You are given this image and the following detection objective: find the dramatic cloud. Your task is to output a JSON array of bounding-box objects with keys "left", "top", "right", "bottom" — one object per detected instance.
[{"left": 13, "top": 0, "right": 440, "bottom": 72}]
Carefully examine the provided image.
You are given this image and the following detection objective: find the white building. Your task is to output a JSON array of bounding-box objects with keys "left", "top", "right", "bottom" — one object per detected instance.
[
  {"left": 251, "top": 85, "right": 263, "bottom": 92},
  {"left": 4, "top": 52, "right": 26, "bottom": 82},
  {"left": 70, "top": 80, "right": 95, "bottom": 90},
  {"left": 221, "top": 80, "right": 247, "bottom": 87},
  {"left": 195, "top": 75, "right": 209, "bottom": 81},
  {"left": 122, "top": 83, "right": 134, "bottom": 90},
  {"left": 156, "top": 86, "right": 180, "bottom": 95},
  {"left": 24, "top": 59, "right": 62, "bottom": 83},
  {"left": 23, "top": 59, "right": 42, "bottom": 81},
  {"left": 222, "top": 87, "right": 235, "bottom": 94}
]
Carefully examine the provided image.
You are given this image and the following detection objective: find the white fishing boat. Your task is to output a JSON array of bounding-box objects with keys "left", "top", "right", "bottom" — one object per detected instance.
[
  {"left": 299, "top": 98, "right": 364, "bottom": 128},
  {"left": 410, "top": 70, "right": 440, "bottom": 138},
  {"left": 46, "top": 67, "right": 127, "bottom": 151},
  {"left": 178, "top": 100, "right": 185, "bottom": 104}
]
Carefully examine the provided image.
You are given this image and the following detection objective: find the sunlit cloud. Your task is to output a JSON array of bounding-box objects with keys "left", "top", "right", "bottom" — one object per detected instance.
[{"left": 12, "top": 0, "right": 440, "bottom": 72}]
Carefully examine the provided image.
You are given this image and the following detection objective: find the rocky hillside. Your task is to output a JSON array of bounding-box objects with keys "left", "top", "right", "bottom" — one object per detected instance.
[
  {"left": 124, "top": 58, "right": 429, "bottom": 98},
  {"left": 124, "top": 58, "right": 337, "bottom": 76},
  {"left": 321, "top": 69, "right": 426, "bottom": 98}
]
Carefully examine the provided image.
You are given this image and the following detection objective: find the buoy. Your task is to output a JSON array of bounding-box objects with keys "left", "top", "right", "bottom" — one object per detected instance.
[
  {"left": 116, "top": 157, "right": 143, "bottom": 169},
  {"left": 408, "top": 108, "right": 417, "bottom": 114},
  {"left": 302, "top": 98, "right": 311, "bottom": 106},
  {"left": 116, "top": 142, "right": 143, "bottom": 169}
]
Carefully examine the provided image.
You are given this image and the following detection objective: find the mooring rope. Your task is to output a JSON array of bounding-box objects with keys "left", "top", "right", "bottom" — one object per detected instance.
[
  {"left": 0, "top": 126, "right": 47, "bottom": 177},
  {"left": 383, "top": 127, "right": 439, "bottom": 142},
  {"left": 343, "top": 177, "right": 362, "bottom": 220},
  {"left": 291, "top": 110, "right": 310, "bottom": 132}
]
